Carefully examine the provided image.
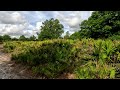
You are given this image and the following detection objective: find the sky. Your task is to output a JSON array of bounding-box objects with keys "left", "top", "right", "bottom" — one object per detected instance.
[{"left": 0, "top": 11, "right": 93, "bottom": 38}]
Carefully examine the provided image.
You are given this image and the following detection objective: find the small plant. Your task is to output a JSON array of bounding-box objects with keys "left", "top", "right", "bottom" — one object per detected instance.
[
  {"left": 74, "top": 61, "right": 115, "bottom": 79},
  {"left": 108, "top": 35, "right": 120, "bottom": 40},
  {"left": 93, "top": 40, "right": 116, "bottom": 64}
]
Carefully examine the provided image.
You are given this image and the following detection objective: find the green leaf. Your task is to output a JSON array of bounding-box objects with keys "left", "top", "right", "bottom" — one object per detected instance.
[{"left": 110, "top": 69, "right": 115, "bottom": 79}]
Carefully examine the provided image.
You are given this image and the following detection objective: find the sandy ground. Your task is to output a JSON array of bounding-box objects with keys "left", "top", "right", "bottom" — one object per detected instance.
[{"left": 0, "top": 44, "right": 34, "bottom": 79}]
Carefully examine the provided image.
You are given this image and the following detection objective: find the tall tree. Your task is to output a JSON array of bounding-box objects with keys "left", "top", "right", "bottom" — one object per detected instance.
[
  {"left": 69, "top": 31, "right": 81, "bottom": 40},
  {"left": 38, "top": 18, "right": 64, "bottom": 40},
  {"left": 29, "top": 35, "right": 36, "bottom": 41},
  {"left": 2, "top": 35, "right": 11, "bottom": 41},
  {"left": 64, "top": 31, "right": 70, "bottom": 39},
  {"left": 79, "top": 11, "right": 120, "bottom": 39},
  {"left": 12, "top": 37, "right": 18, "bottom": 41},
  {"left": 0, "top": 35, "right": 3, "bottom": 42},
  {"left": 19, "top": 35, "right": 27, "bottom": 41}
]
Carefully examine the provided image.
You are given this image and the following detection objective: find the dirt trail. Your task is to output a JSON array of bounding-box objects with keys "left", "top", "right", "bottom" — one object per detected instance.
[{"left": 0, "top": 44, "right": 35, "bottom": 79}]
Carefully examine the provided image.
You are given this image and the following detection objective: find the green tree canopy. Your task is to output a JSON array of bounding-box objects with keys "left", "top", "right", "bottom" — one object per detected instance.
[
  {"left": 12, "top": 37, "right": 18, "bottom": 41},
  {"left": 0, "top": 35, "right": 3, "bottom": 42},
  {"left": 69, "top": 31, "right": 81, "bottom": 40},
  {"left": 19, "top": 35, "right": 27, "bottom": 41},
  {"left": 2, "top": 35, "right": 11, "bottom": 41},
  {"left": 79, "top": 11, "right": 120, "bottom": 39},
  {"left": 38, "top": 18, "right": 64, "bottom": 40},
  {"left": 64, "top": 31, "right": 70, "bottom": 39},
  {"left": 29, "top": 35, "right": 36, "bottom": 41}
]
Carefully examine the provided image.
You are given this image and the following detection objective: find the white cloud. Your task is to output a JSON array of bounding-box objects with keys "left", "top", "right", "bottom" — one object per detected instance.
[
  {"left": 0, "top": 24, "right": 26, "bottom": 36},
  {"left": 0, "top": 11, "right": 26, "bottom": 24},
  {"left": 67, "top": 17, "right": 80, "bottom": 27},
  {"left": 0, "top": 11, "right": 93, "bottom": 37},
  {"left": 36, "top": 22, "right": 42, "bottom": 30},
  {"left": 51, "top": 11, "right": 92, "bottom": 32},
  {"left": 0, "top": 11, "right": 33, "bottom": 37},
  {"left": 27, "top": 24, "right": 35, "bottom": 30}
]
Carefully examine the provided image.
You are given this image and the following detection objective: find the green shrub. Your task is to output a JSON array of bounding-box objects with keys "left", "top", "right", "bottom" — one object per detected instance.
[
  {"left": 93, "top": 40, "right": 116, "bottom": 64},
  {"left": 3, "top": 39, "right": 120, "bottom": 78},
  {"left": 70, "top": 39, "right": 94, "bottom": 67},
  {"left": 3, "top": 41, "right": 16, "bottom": 52},
  {"left": 108, "top": 35, "right": 120, "bottom": 40},
  {"left": 74, "top": 61, "right": 115, "bottom": 79},
  {"left": 10, "top": 39, "right": 77, "bottom": 78}
]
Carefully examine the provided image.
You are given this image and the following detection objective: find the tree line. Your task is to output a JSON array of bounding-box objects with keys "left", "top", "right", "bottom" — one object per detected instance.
[
  {"left": 1, "top": 11, "right": 120, "bottom": 42},
  {"left": 0, "top": 34, "right": 37, "bottom": 42}
]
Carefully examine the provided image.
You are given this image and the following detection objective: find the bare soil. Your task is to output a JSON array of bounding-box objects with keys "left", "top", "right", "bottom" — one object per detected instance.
[{"left": 0, "top": 44, "right": 35, "bottom": 79}]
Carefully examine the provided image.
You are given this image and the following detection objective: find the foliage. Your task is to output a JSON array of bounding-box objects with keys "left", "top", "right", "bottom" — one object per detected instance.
[
  {"left": 93, "top": 40, "right": 116, "bottom": 64},
  {"left": 108, "top": 34, "right": 120, "bottom": 40},
  {"left": 0, "top": 34, "right": 37, "bottom": 42},
  {"left": 64, "top": 31, "right": 70, "bottom": 39},
  {"left": 29, "top": 35, "right": 36, "bottom": 41},
  {"left": 69, "top": 32, "right": 81, "bottom": 40},
  {"left": 38, "top": 18, "right": 64, "bottom": 40},
  {"left": 3, "top": 39, "right": 120, "bottom": 78},
  {"left": 74, "top": 61, "right": 115, "bottom": 79},
  {"left": 19, "top": 35, "right": 27, "bottom": 41},
  {"left": 78, "top": 11, "right": 120, "bottom": 39},
  {"left": 3, "top": 41, "right": 21, "bottom": 52},
  {"left": 2, "top": 35, "right": 11, "bottom": 41},
  {"left": 12, "top": 37, "right": 18, "bottom": 41},
  {"left": 0, "top": 35, "right": 3, "bottom": 42},
  {"left": 4, "top": 40, "right": 77, "bottom": 78},
  {"left": 70, "top": 38, "right": 94, "bottom": 67}
]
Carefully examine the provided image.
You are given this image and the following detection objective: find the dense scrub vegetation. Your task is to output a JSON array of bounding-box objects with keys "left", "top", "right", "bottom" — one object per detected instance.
[
  {"left": 3, "top": 40, "right": 76, "bottom": 78},
  {"left": 3, "top": 39, "right": 120, "bottom": 79},
  {"left": 1, "top": 11, "right": 120, "bottom": 79}
]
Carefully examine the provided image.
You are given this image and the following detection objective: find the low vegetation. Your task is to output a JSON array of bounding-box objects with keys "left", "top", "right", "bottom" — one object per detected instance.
[
  {"left": 3, "top": 39, "right": 120, "bottom": 79},
  {"left": 1, "top": 11, "right": 120, "bottom": 79}
]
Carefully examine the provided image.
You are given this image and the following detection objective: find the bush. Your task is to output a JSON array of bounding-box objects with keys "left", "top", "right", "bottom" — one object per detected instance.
[
  {"left": 70, "top": 38, "right": 94, "bottom": 67},
  {"left": 74, "top": 61, "right": 115, "bottom": 79},
  {"left": 10, "top": 39, "right": 77, "bottom": 78},
  {"left": 108, "top": 35, "right": 120, "bottom": 40},
  {"left": 3, "top": 41, "right": 18, "bottom": 52},
  {"left": 3, "top": 39, "right": 120, "bottom": 79}
]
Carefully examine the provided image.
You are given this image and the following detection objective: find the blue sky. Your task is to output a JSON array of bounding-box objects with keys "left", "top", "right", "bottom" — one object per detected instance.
[{"left": 0, "top": 11, "right": 93, "bottom": 38}]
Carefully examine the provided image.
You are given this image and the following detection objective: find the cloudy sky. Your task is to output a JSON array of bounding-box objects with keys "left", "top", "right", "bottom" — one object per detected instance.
[{"left": 0, "top": 11, "right": 93, "bottom": 38}]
